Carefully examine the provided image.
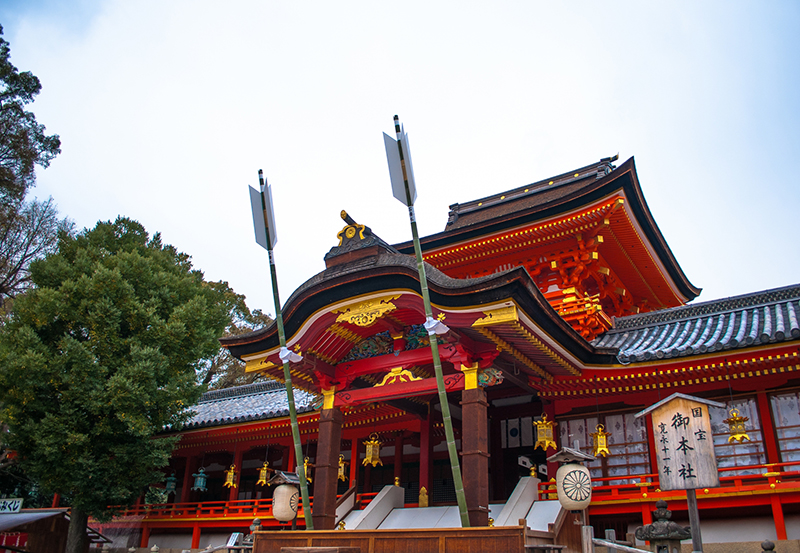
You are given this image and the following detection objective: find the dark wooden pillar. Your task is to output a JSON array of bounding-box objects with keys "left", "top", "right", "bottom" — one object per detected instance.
[
  {"left": 461, "top": 386, "right": 490, "bottom": 526},
  {"left": 312, "top": 407, "right": 343, "bottom": 529},
  {"left": 393, "top": 433, "right": 404, "bottom": 484},
  {"left": 490, "top": 411, "right": 504, "bottom": 501},
  {"left": 419, "top": 408, "right": 433, "bottom": 501},
  {"left": 363, "top": 461, "right": 372, "bottom": 493}
]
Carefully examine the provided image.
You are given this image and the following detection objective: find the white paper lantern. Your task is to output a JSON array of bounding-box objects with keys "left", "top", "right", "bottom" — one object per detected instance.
[
  {"left": 555, "top": 463, "right": 592, "bottom": 510},
  {"left": 272, "top": 484, "right": 299, "bottom": 522}
]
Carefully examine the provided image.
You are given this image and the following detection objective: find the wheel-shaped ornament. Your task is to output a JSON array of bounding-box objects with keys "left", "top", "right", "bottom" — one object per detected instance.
[{"left": 555, "top": 463, "right": 592, "bottom": 510}]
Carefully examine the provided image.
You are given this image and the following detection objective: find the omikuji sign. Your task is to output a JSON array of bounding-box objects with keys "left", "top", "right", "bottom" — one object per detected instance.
[
  {"left": 636, "top": 393, "right": 725, "bottom": 491},
  {"left": 0, "top": 498, "right": 22, "bottom": 513}
]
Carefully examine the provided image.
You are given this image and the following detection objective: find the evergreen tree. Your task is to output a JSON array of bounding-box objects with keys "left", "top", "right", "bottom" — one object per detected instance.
[
  {"left": 0, "top": 23, "right": 60, "bottom": 203},
  {"left": 0, "top": 217, "right": 231, "bottom": 552},
  {"left": 0, "top": 24, "right": 68, "bottom": 312}
]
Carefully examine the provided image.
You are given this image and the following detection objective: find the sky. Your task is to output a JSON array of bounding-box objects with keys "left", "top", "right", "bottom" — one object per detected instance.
[{"left": 1, "top": 1, "right": 798, "bottom": 315}]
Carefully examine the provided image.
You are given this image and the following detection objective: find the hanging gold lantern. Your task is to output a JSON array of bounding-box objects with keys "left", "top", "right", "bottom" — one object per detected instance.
[
  {"left": 257, "top": 461, "right": 272, "bottom": 486},
  {"left": 534, "top": 414, "right": 558, "bottom": 451},
  {"left": 223, "top": 464, "right": 238, "bottom": 488},
  {"left": 362, "top": 433, "right": 383, "bottom": 467},
  {"left": 590, "top": 424, "right": 611, "bottom": 457},
  {"left": 723, "top": 408, "right": 751, "bottom": 443},
  {"left": 304, "top": 457, "right": 314, "bottom": 483},
  {"left": 338, "top": 454, "right": 348, "bottom": 482}
]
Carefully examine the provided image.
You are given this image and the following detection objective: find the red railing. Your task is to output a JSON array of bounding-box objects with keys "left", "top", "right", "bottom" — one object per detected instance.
[
  {"left": 108, "top": 491, "right": 379, "bottom": 523},
  {"left": 537, "top": 460, "right": 800, "bottom": 504}
]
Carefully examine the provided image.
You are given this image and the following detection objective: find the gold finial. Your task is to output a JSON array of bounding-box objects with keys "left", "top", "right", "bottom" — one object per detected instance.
[
  {"left": 394, "top": 477, "right": 400, "bottom": 487},
  {"left": 488, "top": 518, "right": 495, "bottom": 527},
  {"left": 418, "top": 486, "right": 429, "bottom": 508},
  {"left": 337, "top": 520, "right": 346, "bottom": 530}
]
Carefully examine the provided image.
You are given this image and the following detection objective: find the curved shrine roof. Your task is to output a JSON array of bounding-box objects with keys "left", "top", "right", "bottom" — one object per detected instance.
[
  {"left": 595, "top": 283, "right": 800, "bottom": 363},
  {"left": 183, "top": 381, "right": 317, "bottom": 430},
  {"left": 222, "top": 251, "right": 615, "bottom": 364},
  {"left": 395, "top": 156, "right": 700, "bottom": 304}
]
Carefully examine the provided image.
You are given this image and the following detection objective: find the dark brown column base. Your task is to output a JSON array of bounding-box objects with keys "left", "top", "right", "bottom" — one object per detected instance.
[
  {"left": 313, "top": 407, "right": 344, "bottom": 530},
  {"left": 461, "top": 387, "right": 490, "bottom": 527}
]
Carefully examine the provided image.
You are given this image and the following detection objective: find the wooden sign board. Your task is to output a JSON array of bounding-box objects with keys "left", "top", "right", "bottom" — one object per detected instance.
[{"left": 636, "top": 394, "right": 723, "bottom": 491}]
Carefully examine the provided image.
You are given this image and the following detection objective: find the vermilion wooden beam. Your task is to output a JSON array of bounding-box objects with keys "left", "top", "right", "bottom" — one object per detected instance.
[
  {"left": 335, "top": 347, "right": 451, "bottom": 382},
  {"left": 334, "top": 373, "right": 465, "bottom": 406}
]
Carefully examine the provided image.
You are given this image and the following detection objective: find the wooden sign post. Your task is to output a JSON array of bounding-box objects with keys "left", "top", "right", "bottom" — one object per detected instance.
[{"left": 636, "top": 393, "right": 725, "bottom": 553}]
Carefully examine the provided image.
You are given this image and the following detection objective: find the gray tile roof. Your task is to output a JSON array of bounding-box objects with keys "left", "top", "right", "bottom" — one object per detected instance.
[
  {"left": 593, "top": 284, "right": 800, "bottom": 363},
  {"left": 183, "top": 381, "right": 318, "bottom": 429}
]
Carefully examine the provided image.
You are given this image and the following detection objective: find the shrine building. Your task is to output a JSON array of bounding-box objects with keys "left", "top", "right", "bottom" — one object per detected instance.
[{"left": 97, "top": 156, "right": 800, "bottom": 549}]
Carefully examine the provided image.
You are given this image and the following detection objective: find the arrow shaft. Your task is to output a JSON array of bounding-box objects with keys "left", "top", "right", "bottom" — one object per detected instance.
[
  {"left": 258, "top": 171, "right": 314, "bottom": 530},
  {"left": 392, "top": 117, "right": 470, "bottom": 528}
]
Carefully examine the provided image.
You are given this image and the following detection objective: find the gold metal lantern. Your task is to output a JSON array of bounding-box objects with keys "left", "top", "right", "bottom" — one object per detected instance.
[
  {"left": 256, "top": 461, "right": 272, "bottom": 486},
  {"left": 534, "top": 414, "right": 557, "bottom": 451},
  {"left": 590, "top": 424, "right": 611, "bottom": 457},
  {"left": 338, "top": 454, "right": 348, "bottom": 482},
  {"left": 723, "top": 408, "right": 751, "bottom": 443},
  {"left": 223, "top": 464, "right": 238, "bottom": 488},
  {"left": 363, "top": 433, "right": 383, "bottom": 467}
]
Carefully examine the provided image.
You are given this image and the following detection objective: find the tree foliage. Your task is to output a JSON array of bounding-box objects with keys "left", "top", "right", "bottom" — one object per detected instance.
[
  {"left": 0, "top": 24, "right": 67, "bottom": 312},
  {"left": 0, "top": 197, "right": 72, "bottom": 312},
  {"left": 0, "top": 24, "right": 60, "bottom": 204},
  {"left": 198, "top": 283, "right": 273, "bottom": 389},
  {"left": 0, "top": 218, "right": 232, "bottom": 551}
]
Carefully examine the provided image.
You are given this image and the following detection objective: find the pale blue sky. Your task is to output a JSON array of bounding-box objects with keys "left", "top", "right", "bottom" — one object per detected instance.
[{"left": 1, "top": 1, "right": 798, "bottom": 314}]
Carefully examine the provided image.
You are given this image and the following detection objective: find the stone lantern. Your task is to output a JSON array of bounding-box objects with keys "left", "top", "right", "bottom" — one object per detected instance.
[{"left": 634, "top": 500, "right": 692, "bottom": 553}]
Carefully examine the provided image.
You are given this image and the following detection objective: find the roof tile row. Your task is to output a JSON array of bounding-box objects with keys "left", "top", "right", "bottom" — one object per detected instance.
[
  {"left": 183, "top": 381, "right": 318, "bottom": 430},
  {"left": 595, "top": 284, "right": 800, "bottom": 363}
]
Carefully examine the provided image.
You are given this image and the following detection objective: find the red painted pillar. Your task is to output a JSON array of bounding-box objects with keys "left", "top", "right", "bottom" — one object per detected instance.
[
  {"left": 393, "top": 433, "right": 404, "bottom": 483},
  {"left": 349, "top": 438, "right": 359, "bottom": 488},
  {"left": 770, "top": 495, "right": 787, "bottom": 540},
  {"left": 645, "top": 414, "right": 659, "bottom": 475},
  {"left": 51, "top": 493, "right": 60, "bottom": 508},
  {"left": 312, "top": 407, "right": 344, "bottom": 529},
  {"left": 191, "top": 523, "right": 202, "bottom": 548},
  {"left": 419, "top": 408, "right": 433, "bottom": 500},
  {"left": 229, "top": 448, "right": 244, "bottom": 502},
  {"left": 181, "top": 455, "right": 197, "bottom": 503},
  {"left": 140, "top": 525, "right": 150, "bottom": 547},
  {"left": 757, "top": 391, "right": 781, "bottom": 464},
  {"left": 641, "top": 503, "right": 653, "bottom": 526},
  {"left": 287, "top": 442, "right": 296, "bottom": 474}
]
